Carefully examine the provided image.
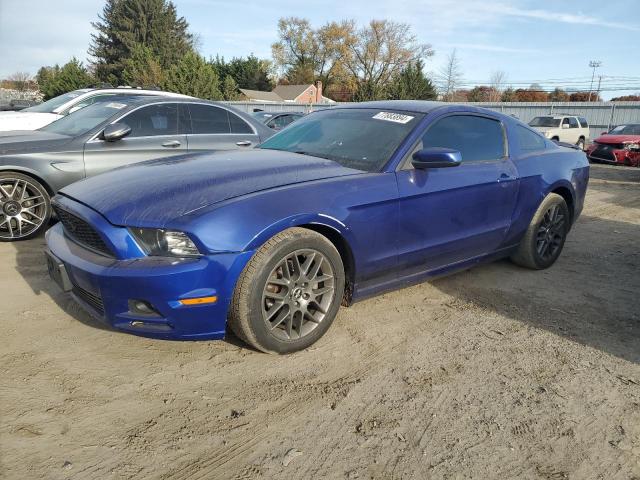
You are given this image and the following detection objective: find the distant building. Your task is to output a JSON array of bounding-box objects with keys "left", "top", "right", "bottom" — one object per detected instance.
[{"left": 239, "top": 81, "right": 335, "bottom": 104}]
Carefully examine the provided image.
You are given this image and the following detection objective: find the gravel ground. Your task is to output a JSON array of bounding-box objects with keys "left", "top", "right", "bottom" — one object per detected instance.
[{"left": 1, "top": 164, "right": 639, "bottom": 480}]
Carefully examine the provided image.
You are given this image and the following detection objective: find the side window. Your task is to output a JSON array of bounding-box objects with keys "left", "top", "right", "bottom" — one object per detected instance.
[
  {"left": 120, "top": 103, "right": 178, "bottom": 137},
  {"left": 568, "top": 117, "right": 579, "bottom": 128},
  {"left": 229, "top": 111, "right": 253, "bottom": 134},
  {"left": 562, "top": 117, "right": 570, "bottom": 126},
  {"left": 420, "top": 115, "right": 505, "bottom": 163},
  {"left": 578, "top": 117, "right": 589, "bottom": 128},
  {"left": 189, "top": 104, "right": 230, "bottom": 134},
  {"left": 516, "top": 125, "right": 546, "bottom": 152}
]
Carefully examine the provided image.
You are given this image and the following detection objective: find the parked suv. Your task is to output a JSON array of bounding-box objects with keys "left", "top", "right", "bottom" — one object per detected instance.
[
  {"left": 528, "top": 115, "right": 589, "bottom": 150},
  {"left": 0, "top": 87, "right": 191, "bottom": 132}
]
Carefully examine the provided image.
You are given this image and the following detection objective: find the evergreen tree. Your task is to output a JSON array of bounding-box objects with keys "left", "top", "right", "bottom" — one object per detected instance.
[
  {"left": 212, "top": 55, "right": 273, "bottom": 91},
  {"left": 122, "top": 44, "right": 164, "bottom": 88},
  {"left": 36, "top": 59, "right": 93, "bottom": 100},
  {"left": 163, "top": 52, "right": 222, "bottom": 100},
  {"left": 387, "top": 60, "right": 437, "bottom": 100},
  {"left": 90, "top": 0, "right": 194, "bottom": 84},
  {"left": 222, "top": 75, "right": 240, "bottom": 100}
]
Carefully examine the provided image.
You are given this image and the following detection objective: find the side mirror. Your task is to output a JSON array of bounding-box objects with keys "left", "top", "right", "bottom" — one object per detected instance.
[
  {"left": 411, "top": 147, "right": 462, "bottom": 169},
  {"left": 561, "top": 123, "right": 570, "bottom": 129},
  {"left": 102, "top": 123, "right": 131, "bottom": 142}
]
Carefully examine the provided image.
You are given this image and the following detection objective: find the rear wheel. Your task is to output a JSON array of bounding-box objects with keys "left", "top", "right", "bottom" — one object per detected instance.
[
  {"left": 229, "top": 228, "right": 345, "bottom": 353},
  {"left": 576, "top": 138, "right": 585, "bottom": 150},
  {"left": 511, "top": 193, "right": 569, "bottom": 270},
  {"left": 0, "top": 172, "right": 51, "bottom": 241}
]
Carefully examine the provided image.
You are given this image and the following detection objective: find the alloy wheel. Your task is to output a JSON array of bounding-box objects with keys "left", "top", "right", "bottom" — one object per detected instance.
[
  {"left": 261, "top": 249, "right": 335, "bottom": 341},
  {"left": 0, "top": 177, "right": 47, "bottom": 239},
  {"left": 536, "top": 204, "right": 566, "bottom": 261}
]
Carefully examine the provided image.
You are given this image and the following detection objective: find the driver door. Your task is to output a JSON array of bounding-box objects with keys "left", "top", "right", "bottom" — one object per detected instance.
[
  {"left": 83, "top": 102, "right": 188, "bottom": 177},
  {"left": 395, "top": 113, "right": 519, "bottom": 276}
]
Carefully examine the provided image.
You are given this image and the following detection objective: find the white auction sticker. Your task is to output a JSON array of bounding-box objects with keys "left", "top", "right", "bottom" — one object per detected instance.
[
  {"left": 372, "top": 112, "right": 415, "bottom": 124},
  {"left": 105, "top": 102, "right": 127, "bottom": 109}
]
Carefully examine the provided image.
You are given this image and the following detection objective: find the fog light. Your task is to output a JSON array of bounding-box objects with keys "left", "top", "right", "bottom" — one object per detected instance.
[{"left": 128, "top": 299, "right": 161, "bottom": 316}]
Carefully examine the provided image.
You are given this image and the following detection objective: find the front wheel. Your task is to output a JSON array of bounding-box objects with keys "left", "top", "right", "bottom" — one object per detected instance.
[
  {"left": 228, "top": 228, "right": 345, "bottom": 353},
  {"left": 0, "top": 172, "right": 51, "bottom": 241},
  {"left": 511, "top": 193, "right": 570, "bottom": 270}
]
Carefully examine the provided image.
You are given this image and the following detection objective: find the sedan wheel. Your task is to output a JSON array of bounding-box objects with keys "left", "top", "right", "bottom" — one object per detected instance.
[
  {"left": 229, "top": 228, "right": 345, "bottom": 353},
  {"left": 0, "top": 173, "right": 51, "bottom": 241}
]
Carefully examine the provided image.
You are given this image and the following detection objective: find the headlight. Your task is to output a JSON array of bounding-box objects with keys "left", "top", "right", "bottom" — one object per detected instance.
[
  {"left": 543, "top": 131, "right": 552, "bottom": 138},
  {"left": 623, "top": 142, "right": 639, "bottom": 150},
  {"left": 130, "top": 228, "right": 201, "bottom": 257}
]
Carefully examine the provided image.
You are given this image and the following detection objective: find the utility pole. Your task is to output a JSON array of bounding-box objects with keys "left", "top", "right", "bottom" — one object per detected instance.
[
  {"left": 588, "top": 60, "right": 602, "bottom": 102},
  {"left": 596, "top": 75, "right": 602, "bottom": 102}
]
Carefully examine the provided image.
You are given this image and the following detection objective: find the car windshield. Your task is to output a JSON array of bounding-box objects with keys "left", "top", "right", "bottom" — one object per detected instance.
[
  {"left": 609, "top": 124, "right": 640, "bottom": 135},
  {"left": 22, "top": 90, "right": 89, "bottom": 113},
  {"left": 258, "top": 108, "right": 423, "bottom": 172},
  {"left": 39, "top": 101, "right": 129, "bottom": 137},
  {"left": 529, "top": 116, "right": 561, "bottom": 127}
]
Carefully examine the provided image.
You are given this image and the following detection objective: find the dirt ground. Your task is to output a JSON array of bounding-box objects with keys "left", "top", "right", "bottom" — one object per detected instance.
[{"left": 1, "top": 164, "right": 639, "bottom": 480}]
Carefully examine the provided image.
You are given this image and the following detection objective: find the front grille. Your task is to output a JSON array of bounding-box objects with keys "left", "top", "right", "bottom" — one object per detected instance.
[
  {"left": 53, "top": 205, "right": 113, "bottom": 257},
  {"left": 591, "top": 144, "right": 616, "bottom": 161},
  {"left": 71, "top": 279, "right": 105, "bottom": 316}
]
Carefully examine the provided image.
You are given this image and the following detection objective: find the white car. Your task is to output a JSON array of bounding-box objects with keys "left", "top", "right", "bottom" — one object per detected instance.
[
  {"left": 0, "top": 88, "right": 191, "bottom": 132},
  {"left": 528, "top": 115, "right": 590, "bottom": 150}
]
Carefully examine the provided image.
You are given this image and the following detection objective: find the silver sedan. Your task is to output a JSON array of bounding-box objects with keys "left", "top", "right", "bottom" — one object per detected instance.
[{"left": 0, "top": 96, "right": 274, "bottom": 241}]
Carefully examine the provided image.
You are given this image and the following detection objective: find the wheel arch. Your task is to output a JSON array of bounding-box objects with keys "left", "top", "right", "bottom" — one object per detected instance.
[
  {"left": 244, "top": 214, "right": 358, "bottom": 306},
  {"left": 549, "top": 183, "right": 575, "bottom": 224},
  {"left": 0, "top": 167, "right": 54, "bottom": 196}
]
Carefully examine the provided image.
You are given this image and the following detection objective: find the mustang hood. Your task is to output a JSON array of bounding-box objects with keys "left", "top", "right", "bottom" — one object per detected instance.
[
  {"left": 0, "top": 111, "right": 61, "bottom": 132},
  {"left": 60, "top": 150, "right": 363, "bottom": 227},
  {"left": 0, "top": 130, "right": 72, "bottom": 155}
]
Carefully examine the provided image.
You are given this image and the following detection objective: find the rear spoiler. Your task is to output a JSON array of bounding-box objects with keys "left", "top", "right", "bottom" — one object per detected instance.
[{"left": 551, "top": 140, "right": 581, "bottom": 150}]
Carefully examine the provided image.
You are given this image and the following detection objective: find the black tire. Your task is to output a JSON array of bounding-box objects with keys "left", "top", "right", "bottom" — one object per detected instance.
[
  {"left": 0, "top": 172, "right": 51, "bottom": 241},
  {"left": 511, "top": 193, "right": 570, "bottom": 270},
  {"left": 228, "top": 227, "right": 345, "bottom": 354},
  {"left": 576, "top": 138, "right": 585, "bottom": 150},
  {"left": 551, "top": 136, "right": 559, "bottom": 142}
]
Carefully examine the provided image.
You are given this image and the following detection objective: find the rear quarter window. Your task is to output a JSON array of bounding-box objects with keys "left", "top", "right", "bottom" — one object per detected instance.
[
  {"left": 516, "top": 125, "right": 547, "bottom": 152},
  {"left": 578, "top": 117, "right": 589, "bottom": 128}
]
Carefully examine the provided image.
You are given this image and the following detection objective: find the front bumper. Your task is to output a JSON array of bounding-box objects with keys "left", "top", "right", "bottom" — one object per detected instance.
[
  {"left": 45, "top": 209, "right": 254, "bottom": 340},
  {"left": 587, "top": 146, "right": 640, "bottom": 166}
]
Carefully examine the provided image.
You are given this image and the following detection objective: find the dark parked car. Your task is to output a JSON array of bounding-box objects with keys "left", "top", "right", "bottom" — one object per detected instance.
[
  {"left": 0, "top": 97, "right": 274, "bottom": 240},
  {"left": 252, "top": 111, "right": 304, "bottom": 130},
  {"left": 586, "top": 124, "right": 640, "bottom": 167},
  {"left": 45, "top": 101, "right": 589, "bottom": 353}
]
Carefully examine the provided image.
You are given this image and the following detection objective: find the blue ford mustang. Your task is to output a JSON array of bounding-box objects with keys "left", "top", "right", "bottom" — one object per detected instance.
[{"left": 45, "top": 101, "right": 589, "bottom": 353}]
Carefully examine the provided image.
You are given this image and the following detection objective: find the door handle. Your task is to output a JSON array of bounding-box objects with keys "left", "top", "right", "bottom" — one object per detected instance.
[
  {"left": 498, "top": 173, "right": 514, "bottom": 182},
  {"left": 162, "top": 140, "right": 181, "bottom": 148},
  {"left": 236, "top": 140, "right": 252, "bottom": 147}
]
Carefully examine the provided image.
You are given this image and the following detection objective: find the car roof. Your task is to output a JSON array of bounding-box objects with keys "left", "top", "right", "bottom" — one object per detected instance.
[
  {"left": 80, "top": 87, "right": 192, "bottom": 98},
  {"left": 337, "top": 100, "right": 446, "bottom": 114}
]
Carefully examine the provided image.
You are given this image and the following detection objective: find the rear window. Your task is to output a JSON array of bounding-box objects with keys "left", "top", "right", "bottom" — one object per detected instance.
[{"left": 578, "top": 117, "right": 589, "bottom": 128}]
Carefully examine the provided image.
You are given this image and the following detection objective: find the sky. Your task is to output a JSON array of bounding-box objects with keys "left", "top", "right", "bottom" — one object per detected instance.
[{"left": 1, "top": 0, "right": 639, "bottom": 99}]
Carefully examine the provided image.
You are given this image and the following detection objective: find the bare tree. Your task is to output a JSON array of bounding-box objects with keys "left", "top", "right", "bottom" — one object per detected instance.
[
  {"left": 437, "top": 49, "right": 463, "bottom": 101},
  {"left": 344, "top": 20, "right": 434, "bottom": 100},
  {"left": 271, "top": 17, "right": 353, "bottom": 89},
  {"left": 488, "top": 70, "right": 507, "bottom": 102},
  {"left": 7, "top": 72, "right": 31, "bottom": 91}
]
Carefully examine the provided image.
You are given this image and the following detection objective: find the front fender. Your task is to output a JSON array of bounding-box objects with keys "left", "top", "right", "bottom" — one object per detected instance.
[{"left": 243, "top": 212, "right": 358, "bottom": 253}]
